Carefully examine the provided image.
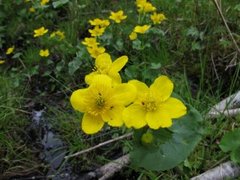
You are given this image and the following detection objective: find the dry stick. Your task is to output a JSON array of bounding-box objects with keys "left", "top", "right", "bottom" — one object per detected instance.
[
  {"left": 64, "top": 132, "right": 133, "bottom": 159},
  {"left": 191, "top": 161, "right": 240, "bottom": 180},
  {"left": 212, "top": 0, "right": 240, "bottom": 55}
]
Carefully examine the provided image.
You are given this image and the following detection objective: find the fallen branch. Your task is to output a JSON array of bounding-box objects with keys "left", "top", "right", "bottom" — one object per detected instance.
[
  {"left": 207, "top": 91, "right": 240, "bottom": 118},
  {"left": 64, "top": 132, "right": 132, "bottom": 159},
  {"left": 191, "top": 161, "right": 240, "bottom": 180}
]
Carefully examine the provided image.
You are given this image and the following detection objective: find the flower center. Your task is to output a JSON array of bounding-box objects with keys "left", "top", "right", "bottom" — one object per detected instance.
[
  {"left": 96, "top": 96, "right": 105, "bottom": 108},
  {"left": 142, "top": 101, "right": 157, "bottom": 112}
]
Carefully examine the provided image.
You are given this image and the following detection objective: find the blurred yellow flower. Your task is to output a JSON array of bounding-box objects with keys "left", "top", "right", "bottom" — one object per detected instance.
[
  {"left": 39, "top": 49, "right": 50, "bottom": 57},
  {"left": 109, "top": 10, "right": 127, "bottom": 23},
  {"left": 136, "top": 1, "right": 156, "bottom": 13},
  {"left": 25, "top": 0, "right": 30, "bottom": 2},
  {"left": 89, "top": 26, "right": 105, "bottom": 37},
  {"left": 134, "top": 25, "right": 151, "bottom": 34},
  {"left": 6, "top": 46, "right": 14, "bottom": 55},
  {"left": 85, "top": 53, "right": 128, "bottom": 85},
  {"left": 50, "top": 30, "right": 65, "bottom": 40},
  {"left": 29, "top": 7, "right": 36, "bottom": 13},
  {"left": 89, "top": 18, "right": 110, "bottom": 28},
  {"left": 129, "top": 32, "right": 137, "bottom": 40},
  {"left": 34, "top": 27, "right": 48, "bottom": 37},
  {"left": 82, "top": 37, "right": 99, "bottom": 47},
  {"left": 150, "top": 12, "right": 166, "bottom": 24},
  {"left": 41, "top": 0, "right": 50, "bottom": 6},
  {"left": 0, "top": 60, "right": 5, "bottom": 64},
  {"left": 87, "top": 46, "right": 105, "bottom": 58}
]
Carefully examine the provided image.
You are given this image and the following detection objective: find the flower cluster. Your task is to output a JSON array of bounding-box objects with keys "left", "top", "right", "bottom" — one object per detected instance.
[{"left": 70, "top": 52, "right": 187, "bottom": 134}]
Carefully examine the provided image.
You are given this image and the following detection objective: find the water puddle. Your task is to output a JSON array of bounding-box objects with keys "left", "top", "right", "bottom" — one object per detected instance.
[{"left": 27, "top": 108, "right": 79, "bottom": 179}]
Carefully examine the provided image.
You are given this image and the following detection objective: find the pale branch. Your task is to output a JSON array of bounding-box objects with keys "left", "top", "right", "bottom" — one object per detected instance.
[
  {"left": 191, "top": 161, "right": 240, "bottom": 180},
  {"left": 64, "top": 132, "right": 132, "bottom": 159}
]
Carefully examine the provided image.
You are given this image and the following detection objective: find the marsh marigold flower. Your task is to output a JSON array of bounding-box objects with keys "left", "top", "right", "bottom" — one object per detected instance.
[
  {"left": 129, "top": 32, "right": 137, "bottom": 40},
  {"left": 123, "top": 76, "right": 187, "bottom": 129},
  {"left": 136, "top": 1, "right": 156, "bottom": 13},
  {"left": 89, "top": 26, "right": 105, "bottom": 37},
  {"left": 6, "top": 46, "right": 14, "bottom": 55},
  {"left": 41, "top": 0, "right": 50, "bottom": 6},
  {"left": 85, "top": 53, "right": 128, "bottom": 84},
  {"left": 109, "top": 10, "right": 127, "bottom": 23},
  {"left": 89, "top": 18, "right": 110, "bottom": 28},
  {"left": 70, "top": 74, "right": 136, "bottom": 134},
  {"left": 82, "top": 37, "right": 99, "bottom": 47},
  {"left": 134, "top": 25, "right": 151, "bottom": 34},
  {"left": 0, "top": 60, "right": 5, "bottom": 64},
  {"left": 34, "top": 27, "right": 48, "bottom": 37},
  {"left": 150, "top": 12, "right": 166, "bottom": 24},
  {"left": 50, "top": 30, "right": 65, "bottom": 40},
  {"left": 87, "top": 45, "right": 105, "bottom": 59},
  {"left": 39, "top": 49, "right": 50, "bottom": 57},
  {"left": 29, "top": 7, "right": 36, "bottom": 13}
]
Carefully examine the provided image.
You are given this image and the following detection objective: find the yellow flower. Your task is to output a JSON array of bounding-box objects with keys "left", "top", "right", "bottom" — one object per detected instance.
[
  {"left": 34, "top": 27, "right": 48, "bottom": 37},
  {"left": 87, "top": 46, "right": 105, "bottom": 59},
  {"left": 0, "top": 60, "right": 5, "bottom": 64},
  {"left": 129, "top": 32, "right": 137, "bottom": 40},
  {"left": 70, "top": 74, "right": 136, "bottom": 134},
  {"left": 109, "top": 10, "right": 127, "bottom": 23},
  {"left": 85, "top": 53, "right": 128, "bottom": 85},
  {"left": 89, "top": 18, "right": 110, "bottom": 28},
  {"left": 137, "top": 1, "right": 156, "bottom": 13},
  {"left": 150, "top": 12, "right": 166, "bottom": 24},
  {"left": 50, "top": 30, "right": 65, "bottom": 40},
  {"left": 40, "top": 0, "right": 50, "bottom": 6},
  {"left": 6, "top": 46, "right": 14, "bottom": 55},
  {"left": 123, "top": 76, "right": 187, "bottom": 129},
  {"left": 39, "top": 49, "right": 50, "bottom": 57},
  {"left": 29, "top": 7, "right": 36, "bottom": 13},
  {"left": 134, "top": 25, "right": 151, "bottom": 34},
  {"left": 88, "top": 26, "right": 105, "bottom": 37},
  {"left": 82, "top": 37, "right": 99, "bottom": 47}
]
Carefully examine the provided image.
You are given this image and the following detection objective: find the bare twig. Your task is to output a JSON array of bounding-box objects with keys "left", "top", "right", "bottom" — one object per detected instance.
[
  {"left": 212, "top": 0, "right": 240, "bottom": 54},
  {"left": 191, "top": 161, "right": 240, "bottom": 180},
  {"left": 64, "top": 132, "right": 132, "bottom": 159}
]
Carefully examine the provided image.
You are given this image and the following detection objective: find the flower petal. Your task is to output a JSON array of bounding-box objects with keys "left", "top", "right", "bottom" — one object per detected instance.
[
  {"left": 160, "top": 97, "right": 187, "bottom": 119},
  {"left": 109, "top": 55, "right": 128, "bottom": 74},
  {"left": 102, "top": 105, "right": 124, "bottom": 127},
  {"left": 82, "top": 113, "right": 104, "bottom": 134},
  {"left": 95, "top": 53, "right": 112, "bottom": 70},
  {"left": 85, "top": 72, "right": 98, "bottom": 85},
  {"left": 123, "top": 104, "right": 147, "bottom": 129},
  {"left": 70, "top": 89, "right": 88, "bottom": 112},
  {"left": 109, "top": 72, "right": 122, "bottom": 84},
  {"left": 129, "top": 79, "right": 149, "bottom": 94},
  {"left": 146, "top": 110, "right": 172, "bottom": 129},
  {"left": 111, "top": 83, "right": 137, "bottom": 105},
  {"left": 150, "top": 75, "right": 173, "bottom": 102}
]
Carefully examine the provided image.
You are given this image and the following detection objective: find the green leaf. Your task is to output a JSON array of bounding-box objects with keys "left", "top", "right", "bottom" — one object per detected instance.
[
  {"left": 219, "top": 129, "right": 240, "bottom": 152},
  {"left": 231, "top": 147, "right": 240, "bottom": 164},
  {"left": 52, "top": 0, "right": 69, "bottom": 8},
  {"left": 130, "top": 105, "right": 203, "bottom": 171},
  {"left": 68, "top": 58, "right": 82, "bottom": 75}
]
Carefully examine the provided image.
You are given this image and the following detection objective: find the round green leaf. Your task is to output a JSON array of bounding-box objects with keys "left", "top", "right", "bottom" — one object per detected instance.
[
  {"left": 130, "top": 105, "right": 203, "bottom": 171},
  {"left": 219, "top": 129, "right": 240, "bottom": 152}
]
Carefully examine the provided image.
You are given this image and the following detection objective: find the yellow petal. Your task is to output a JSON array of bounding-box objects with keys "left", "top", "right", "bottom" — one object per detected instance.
[
  {"left": 150, "top": 75, "right": 173, "bottom": 102},
  {"left": 123, "top": 104, "right": 147, "bottom": 129},
  {"left": 82, "top": 113, "right": 104, "bottom": 134},
  {"left": 129, "top": 80, "right": 149, "bottom": 94},
  {"left": 85, "top": 72, "right": 98, "bottom": 85},
  {"left": 112, "top": 83, "right": 137, "bottom": 105},
  {"left": 90, "top": 74, "right": 112, "bottom": 90},
  {"left": 160, "top": 97, "right": 187, "bottom": 119},
  {"left": 109, "top": 55, "right": 128, "bottom": 74},
  {"left": 109, "top": 72, "right": 122, "bottom": 84},
  {"left": 102, "top": 105, "right": 124, "bottom": 127},
  {"left": 95, "top": 53, "right": 112, "bottom": 70},
  {"left": 70, "top": 89, "right": 88, "bottom": 112},
  {"left": 146, "top": 110, "right": 172, "bottom": 129}
]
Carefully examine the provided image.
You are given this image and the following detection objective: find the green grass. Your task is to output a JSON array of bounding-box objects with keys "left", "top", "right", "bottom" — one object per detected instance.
[{"left": 0, "top": 0, "right": 240, "bottom": 179}]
